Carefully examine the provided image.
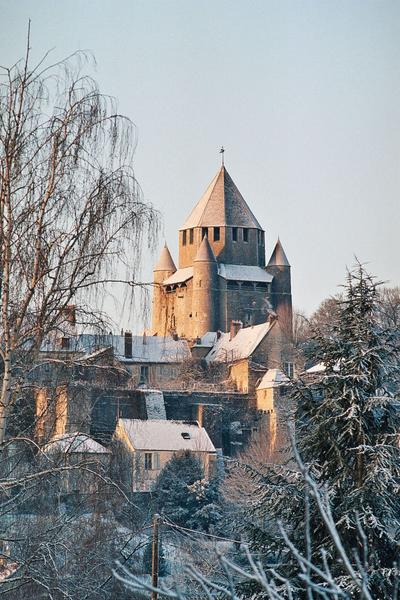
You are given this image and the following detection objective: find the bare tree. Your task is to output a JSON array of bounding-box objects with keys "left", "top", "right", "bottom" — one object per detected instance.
[{"left": 0, "top": 28, "right": 159, "bottom": 443}]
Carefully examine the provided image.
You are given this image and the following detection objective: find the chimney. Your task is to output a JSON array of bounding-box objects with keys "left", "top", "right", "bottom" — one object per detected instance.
[
  {"left": 62, "top": 305, "right": 76, "bottom": 325},
  {"left": 230, "top": 320, "right": 243, "bottom": 340},
  {"left": 124, "top": 331, "right": 133, "bottom": 359}
]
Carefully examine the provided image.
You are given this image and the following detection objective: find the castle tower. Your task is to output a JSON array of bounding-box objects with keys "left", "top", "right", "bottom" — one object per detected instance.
[
  {"left": 266, "top": 239, "right": 293, "bottom": 338},
  {"left": 151, "top": 163, "right": 293, "bottom": 340},
  {"left": 192, "top": 236, "right": 219, "bottom": 338},
  {"left": 151, "top": 244, "right": 176, "bottom": 335}
]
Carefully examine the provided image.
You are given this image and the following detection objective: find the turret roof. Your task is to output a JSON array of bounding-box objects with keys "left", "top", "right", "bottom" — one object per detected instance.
[
  {"left": 154, "top": 244, "right": 177, "bottom": 272},
  {"left": 267, "top": 239, "right": 290, "bottom": 267},
  {"left": 180, "top": 166, "right": 262, "bottom": 230},
  {"left": 194, "top": 235, "right": 217, "bottom": 263}
]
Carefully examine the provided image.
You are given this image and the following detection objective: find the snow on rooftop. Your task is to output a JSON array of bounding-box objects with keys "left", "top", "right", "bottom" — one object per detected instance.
[
  {"left": 41, "top": 333, "right": 190, "bottom": 364},
  {"left": 193, "top": 332, "right": 218, "bottom": 347},
  {"left": 218, "top": 264, "right": 273, "bottom": 283},
  {"left": 163, "top": 267, "right": 193, "bottom": 286},
  {"left": 162, "top": 264, "right": 273, "bottom": 286},
  {"left": 116, "top": 419, "right": 216, "bottom": 453},
  {"left": 206, "top": 321, "right": 272, "bottom": 363},
  {"left": 257, "top": 369, "right": 289, "bottom": 389},
  {"left": 42, "top": 433, "right": 110, "bottom": 454}
]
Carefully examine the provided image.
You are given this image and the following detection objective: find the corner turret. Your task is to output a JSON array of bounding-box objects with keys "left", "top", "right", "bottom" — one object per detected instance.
[
  {"left": 151, "top": 244, "right": 177, "bottom": 334},
  {"left": 192, "top": 236, "right": 219, "bottom": 337},
  {"left": 266, "top": 239, "right": 292, "bottom": 338}
]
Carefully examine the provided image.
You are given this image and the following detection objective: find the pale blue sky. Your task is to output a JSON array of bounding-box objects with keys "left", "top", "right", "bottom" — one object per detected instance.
[{"left": 1, "top": 1, "right": 399, "bottom": 328}]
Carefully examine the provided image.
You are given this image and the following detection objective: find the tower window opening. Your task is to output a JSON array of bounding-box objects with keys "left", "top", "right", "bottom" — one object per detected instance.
[
  {"left": 189, "top": 229, "right": 194, "bottom": 244},
  {"left": 202, "top": 227, "right": 208, "bottom": 239},
  {"left": 182, "top": 230, "right": 187, "bottom": 246},
  {"left": 213, "top": 227, "right": 220, "bottom": 241},
  {"left": 258, "top": 230, "right": 264, "bottom": 246},
  {"left": 232, "top": 227, "right": 238, "bottom": 242},
  {"left": 243, "top": 228, "right": 249, "bottom": 242}
]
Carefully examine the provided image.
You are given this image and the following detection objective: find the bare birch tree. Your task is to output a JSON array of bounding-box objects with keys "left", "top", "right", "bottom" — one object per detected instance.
[{"left": 0, "top": 29, "right": 158, "bottom": 443}]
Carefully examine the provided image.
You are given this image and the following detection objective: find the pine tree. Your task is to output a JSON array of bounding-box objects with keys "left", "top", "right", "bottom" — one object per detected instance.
[{"left": 242, "top": 265, "right": 400, "bottom": 598}]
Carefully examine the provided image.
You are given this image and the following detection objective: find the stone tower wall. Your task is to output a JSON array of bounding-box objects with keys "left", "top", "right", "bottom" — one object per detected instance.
[{"left": 191, "top": 260, "right": 219, "bottom": 338}]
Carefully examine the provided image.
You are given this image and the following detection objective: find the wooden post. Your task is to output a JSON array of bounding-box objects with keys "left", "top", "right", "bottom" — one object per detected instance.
[{"left": 151, "top": 513, "right": 160, "bottom": 600}]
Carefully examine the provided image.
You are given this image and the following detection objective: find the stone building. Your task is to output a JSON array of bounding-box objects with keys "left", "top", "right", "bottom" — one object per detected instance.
[{"left": 151, "top": 165, "right": 292, "bottom": 340}]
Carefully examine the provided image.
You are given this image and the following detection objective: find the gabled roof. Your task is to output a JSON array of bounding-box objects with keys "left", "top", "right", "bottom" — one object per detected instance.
[
  {"left": 206, "top": 321, "right": 273, "bottom": 363},
  {"left": 194, "top": 235, "right": 217, "bottom": 262},
  {"left": 116, "top": 419, "right": 216, "bottom": 453},
  {"left": 181, "top": 166, "right": 262, "bottom": 229},
  {"left": 257, "top": 368, "right": 289, "bottom": 390},
  {"left": 267, "top": 239, "right": 290, "bottom": 267},
  {"left": 42, "top": 433, "right": 110, "bottom": 454},
  {"left": 154, "top": 244, "right": 176, "bottom": 272}
]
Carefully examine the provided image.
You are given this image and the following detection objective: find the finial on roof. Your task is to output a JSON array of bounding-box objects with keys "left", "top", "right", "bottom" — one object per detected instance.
[{"left": 219, "top": 146, "right": 225, "bottom": 167}]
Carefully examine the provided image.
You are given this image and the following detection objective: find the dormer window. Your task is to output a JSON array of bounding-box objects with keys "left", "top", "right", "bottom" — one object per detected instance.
[
  {"left": 232, "top": 227, "right": 238, "bottom": 242},
  {"left": 243, "top": 228, "right": 249, "bottom": 242},
  {"left": 181, "top": 432, "right": 191, "bottom": 439}
]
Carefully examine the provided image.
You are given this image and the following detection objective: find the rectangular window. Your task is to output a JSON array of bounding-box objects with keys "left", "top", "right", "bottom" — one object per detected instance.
[
  {"left": 144, "top": 453, "right": 152, "bottom": 470},
  {"left": 232, "top": 227, "right": 238, "bottom": 242},
  {"left": 213, "top": 227, "right": 220, "bottom": 241},
  {"left": 189, "top": 229, "right": 194, "bottom": 244},
  {"left": 258, "top": 230, "right": 264, "bottom": 246},
  {"left": 61, "top": 337, "right": 70, "bottom": 350},
  {"left": 182, "top": 230, "right": 187, "bottom": 246},
  {"left": 202, "top": 227, "right": 208, "bottom": 239},
  {"left": 140, "top": 365, "right": 149, "bottom": 384},
  {"left": 153, "top": 453, "right": 160, "bottom": 469},
  {"left": 242, "top": 228, "right": 249, "bottom": 242},
  {"left": 283, "top": 362, "right": 294, "bottom": 378}
]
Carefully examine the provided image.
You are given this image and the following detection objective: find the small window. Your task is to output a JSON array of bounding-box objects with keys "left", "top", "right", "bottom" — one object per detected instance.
[
  {"left": 189, "top": 229, "right": 194, "bottom": 244},
  {"left": 144, "top": 453, "right": 152, "bottom": 470},
  {"left": 181, "top": 432, "right": 191, "bottom": 440},
  {"left": 213, "top": 227, "right": 220, "bottom": 241},
  {"left": 182, "top": 230, "right": 187, "bottom": 246},
  {"left": 232, "top": 227, "right": 238, "bottom": 242},
  {"left": 140, "top": 365, "right": 149, "bottom": 384},
  {"left": 283, "top": 362, "right": 294, "bottom": 378},
  {"left": 243, "top": 228, "right": 249, "bottom": 243},
  {"left": 258, "top": 230, "right": 264, "bottom": 246},
  {"left": 153, "top": 453, "right": 160, "bottom": 469},
  {"left": 61, "top": 337, "right": 70, "bottom": 350},
  {"left": 202, "top": 227, "right": 208, "bottom": 239}
]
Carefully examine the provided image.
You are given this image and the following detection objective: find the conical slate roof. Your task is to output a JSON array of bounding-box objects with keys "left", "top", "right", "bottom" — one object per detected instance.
[
  {"left": 267, "top": 239, "right": 290, "bottom": 267},
  {"left": 154, "top": 244, "right": 177, "bottom": 272},
  {"left": 181, "top": 166, "right": 262, "bottom": 230},
  {"left": 194, "top": 235, "right": 217, "bottom": 263}
]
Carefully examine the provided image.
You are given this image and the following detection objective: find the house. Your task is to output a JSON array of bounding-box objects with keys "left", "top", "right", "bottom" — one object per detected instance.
[
  {"left": 114, "top": 419, "right": 217, "bottom": 492},
  {"left": 204, "top": 319, "right": 293, "bottom": 393}
]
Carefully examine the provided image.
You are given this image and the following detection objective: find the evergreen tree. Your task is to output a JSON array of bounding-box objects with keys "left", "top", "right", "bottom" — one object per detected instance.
[
  {"left": 153, "top": 450, "right": 223, "bottom": 532},
  {"left": 243, "top": 265, "right": 400, "bottom": 598}
]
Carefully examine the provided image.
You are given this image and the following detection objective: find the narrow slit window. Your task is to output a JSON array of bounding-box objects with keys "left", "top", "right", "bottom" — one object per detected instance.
[
  {"left": 213, "top": 227, "right": 220, "bottom": 241},
  {"left": 202, "top": 227, "right": 208, "bottom": 239},
  {"left": 182, "top": 230, "right": 187, "bottom": 246},
  {"left": 189, "top": 229, "right": 194, "bottom": 244},
  {"left": 243, "top": 228, "right": 249, "bottom": 242},
  {"left": 232, "top": 227, "right": 238, "bottom": 242}
]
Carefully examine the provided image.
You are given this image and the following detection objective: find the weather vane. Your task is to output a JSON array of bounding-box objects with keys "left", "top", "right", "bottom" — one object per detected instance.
[{"left": 219, "top": 146, "right": 225, "bottom": 166}]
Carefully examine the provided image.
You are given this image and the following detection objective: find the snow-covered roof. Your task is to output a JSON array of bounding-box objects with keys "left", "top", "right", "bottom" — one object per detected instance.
[
  {"left": 180, "top": 166, "right": 262, "bottom": 229},
  {"left": 206, "top": 321, "right": 272, "bottom": 363},
  {"left": 162, "top": 264, "right": 273, "bottom": 286},
  {"left": 116, "top": 419, "right": 216, "bottom": 453},
  {"left": 257, "top": 368, "right": 289, "bottom": 390},
  {"left": 163, "top": 267, "right": 193, "bottom": 286},
  {"left": 306, "top": 362, "right": 340, "bottom": 374},
  {"left": 193, "top": 332, "right": 218, "bottom": 348},
  {"left": 41, "top": 334, "right": 191, "bottom": 364},
  {"left": 42, "top": 433, "right": 110, "bottom": 454},
  {"left": 218, "top": 264, "right": 273, "bottom": 283}
]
